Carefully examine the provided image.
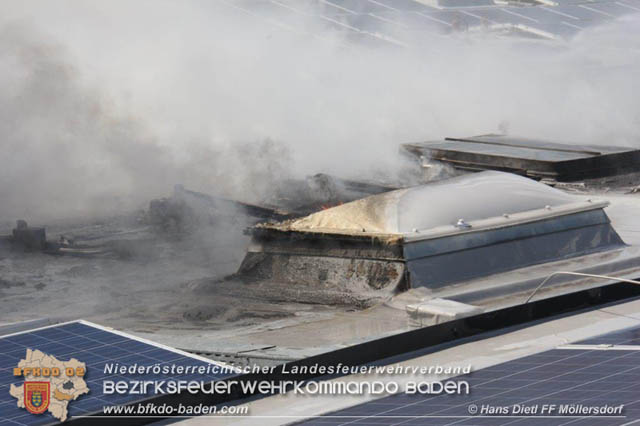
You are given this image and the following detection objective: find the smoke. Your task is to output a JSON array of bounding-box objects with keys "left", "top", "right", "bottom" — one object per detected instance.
[{"left": 0, "top": 1, "right": 639, "bottom": 221}]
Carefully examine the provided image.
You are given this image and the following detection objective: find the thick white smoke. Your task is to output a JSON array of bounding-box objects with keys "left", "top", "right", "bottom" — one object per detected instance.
[{"left": 0, "top": 0, "right": 639, "bottom": 220}]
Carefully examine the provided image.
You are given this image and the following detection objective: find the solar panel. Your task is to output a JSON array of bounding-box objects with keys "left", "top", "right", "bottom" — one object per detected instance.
[
  {"left": 577, "top": 326, "right": 640, "bottom": 346},
  {"left": 553, "top": 0, "right": 611, "bottom": 5},
  {"left": 410, "top": 12, "right": 454, "bottom": 32},
  {"left": 437, "top": 0, "right": 495, "bottom": 8},
  {"left": 343, "top": 13, "right": 398, "bottom": 33},
  {"left": 526, "top": 20, "right": 583, "bottom": 38},
  {"left": 585, "top": 1, "right": 636, "bottom": 17},
  {"left": 513, "top": 6, "right": 571, "bottom": 25},
  {"left": 298, "top": 326, "right": 640, "bottom": 425},
  {"left": 0, "top": 321, "right": 235, "bottom": 425},
  {"left": 464, "top": 8, "right": 514, "bottom": 24},
  {"left": 214, "top": 0, "right": 636, "bottom": 45},
  {"left": 325, "top": 0, "right": 391, "bottom": 14},
  {"left": 548, "top": 4, "right": 610, "bottom": 21},
  {"left": 370, "top": 0, "right": 430, "bottom": 12},
  {"left": 495, "top": 8, "right": 542, "bottom": 26},
  {"left": 329, "top": 1, "right": 627, "bottom": 40}
]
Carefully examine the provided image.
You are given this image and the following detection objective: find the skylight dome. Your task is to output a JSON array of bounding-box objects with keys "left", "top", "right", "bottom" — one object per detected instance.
[
  {"left": 286, "top": 172, "right": 581, "bottom": 235},
  {"left": 245, "top": 171, "right": 625, "bottom": 293}
]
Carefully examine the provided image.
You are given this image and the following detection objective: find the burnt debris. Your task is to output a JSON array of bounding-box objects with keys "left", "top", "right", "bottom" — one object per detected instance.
[
  {"left": 147, "top": 175, "right": 399, "bottom": 234},
  {"left": 11, "top": 220, "right": 47, "bottom": 251}
]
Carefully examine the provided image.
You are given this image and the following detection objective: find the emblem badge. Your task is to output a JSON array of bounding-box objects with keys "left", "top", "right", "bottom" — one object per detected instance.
[{"left": 24, "top": 382, "right": 50, "bottom": 415}]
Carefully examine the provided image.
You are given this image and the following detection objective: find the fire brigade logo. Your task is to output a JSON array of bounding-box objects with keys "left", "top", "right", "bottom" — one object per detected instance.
[
  {"left": 24, "top": 382, "right": 50, "bottom": 414},
  {"left": 10, "top": 349, "right": 89, "bottom": 422}
]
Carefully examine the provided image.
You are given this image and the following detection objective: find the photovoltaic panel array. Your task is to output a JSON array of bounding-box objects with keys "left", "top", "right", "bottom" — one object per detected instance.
[
  {"left": 0, "top": 321, "right": 235, "bottom": 425},
  {"left": 225, "top": 0, "right": 640, "bottom": 44},
  {"left": 297, "top": 326, "right": 640, "bottom": 426}
]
